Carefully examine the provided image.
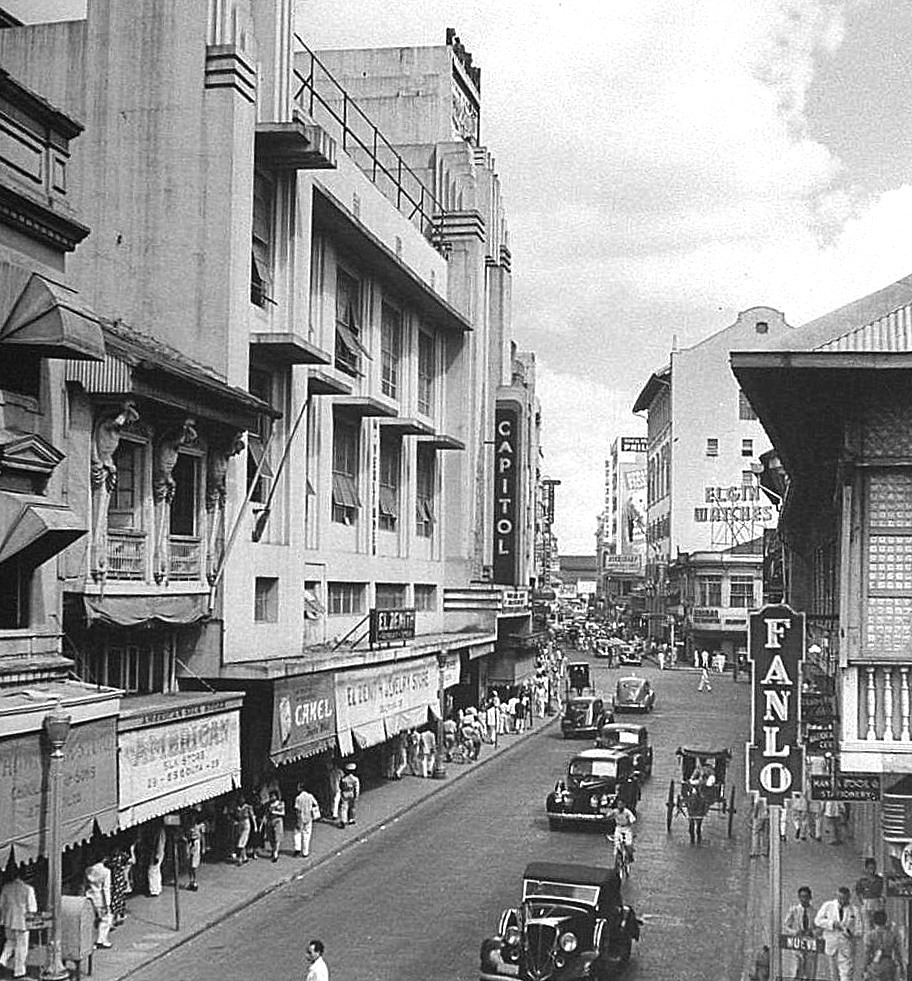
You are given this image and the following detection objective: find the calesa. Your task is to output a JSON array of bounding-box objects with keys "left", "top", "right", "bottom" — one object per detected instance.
[{"left": 748, "top": 606, "right": 805, "bottom": 802}]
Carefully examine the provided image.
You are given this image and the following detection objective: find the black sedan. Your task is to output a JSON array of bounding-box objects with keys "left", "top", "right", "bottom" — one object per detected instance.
[
  {"left": 595, "top": 722, "right": 654, "bottom": 779},
  {"left": 546, "top": 748, "right": 637, "bottom": 828},
  {"left": 561, "top": 695, "right": 613, "bottom": 739}
]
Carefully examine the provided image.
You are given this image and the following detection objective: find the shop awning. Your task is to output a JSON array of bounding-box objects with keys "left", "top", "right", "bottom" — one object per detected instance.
[
  {"left": 0, "top": 273, "right": 105, "bottom": 361},
  {"left": 270, "top": 673, "right": 336, "bottom": 766},
  {"left": 0, "top": 494, "right": 87, "bottom": 568},
  {"left": 83, "top": 593, "right": 209, "bottom": 627},
  {"left": 0, "top": 714, "right": 119, "bottom": 867}
]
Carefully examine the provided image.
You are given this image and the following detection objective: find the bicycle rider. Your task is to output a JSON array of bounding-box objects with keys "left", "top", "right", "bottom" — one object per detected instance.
[{"left": 606, "top": 798, "right": 637, "bottom": 865}]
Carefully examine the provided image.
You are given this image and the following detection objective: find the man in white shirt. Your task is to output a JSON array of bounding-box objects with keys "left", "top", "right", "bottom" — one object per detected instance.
[
  {"left": 814, "top": 886, "right": 859, "bottom": 981},
  {"left": 293, "top": 783, "right": 320, "bottom": 858},
  {"left": 0, "top": 872, "right": 37, "bottom": 978},
  {"left": 305, "top": 938, "right": 329, "bottom": 981}
]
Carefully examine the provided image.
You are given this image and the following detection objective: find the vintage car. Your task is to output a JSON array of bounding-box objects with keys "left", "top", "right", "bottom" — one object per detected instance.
[
  {"left": 480, "top": 861, "right": 641, "bottom": 981},
  {"left": 594, "top": 722, "right": 653, "bottom": 779},
  {"left": 561, "top": 695, "right": 613, "bottom": 739},
  {"left": 546, "top": 748, "right": 637, "bottom": 828},
  {"left": 617, "top": 645, "right": 642, "bottom": 667},
  {"left": 613, "top": 676, "right": 656, "bottom": 713}
]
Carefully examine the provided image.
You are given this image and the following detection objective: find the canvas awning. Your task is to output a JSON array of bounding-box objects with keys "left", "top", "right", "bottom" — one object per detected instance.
[{"left": 83, "top": 594, "right": 208, "bottom": 627}]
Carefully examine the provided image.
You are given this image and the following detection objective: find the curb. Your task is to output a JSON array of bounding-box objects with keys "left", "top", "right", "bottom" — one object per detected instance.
[{"left": 114, "top": 715, "right": 559, "bottom": 980}]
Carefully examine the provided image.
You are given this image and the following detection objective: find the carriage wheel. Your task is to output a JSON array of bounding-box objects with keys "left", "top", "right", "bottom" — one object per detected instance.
[
  {"left": 665, "top": 780, "right": 675, "bottom": 832},
  {"left": 727, "top": 788, "right": 737, "bottom": 837}
]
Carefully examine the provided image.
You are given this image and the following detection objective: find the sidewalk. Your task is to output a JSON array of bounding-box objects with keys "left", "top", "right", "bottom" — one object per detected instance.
[
  {"left": 741, "top": 818, "right": 868, "bottom": 981},
  {"left": 71, "top": 715, "right": 557, "bottom": 981}
]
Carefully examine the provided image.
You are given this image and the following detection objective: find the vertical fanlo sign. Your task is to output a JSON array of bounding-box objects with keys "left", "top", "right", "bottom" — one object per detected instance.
[
  {"left": 493, "top": 404, "right": 520, "bottom": 584},
  {"left": 746, "top": 604, "right": 806, "bottom": 803}
]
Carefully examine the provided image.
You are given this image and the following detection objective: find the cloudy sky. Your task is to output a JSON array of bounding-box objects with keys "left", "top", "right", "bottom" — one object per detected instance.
[{"left": 9, "top": 0, "right": 912, "bottom": 553}]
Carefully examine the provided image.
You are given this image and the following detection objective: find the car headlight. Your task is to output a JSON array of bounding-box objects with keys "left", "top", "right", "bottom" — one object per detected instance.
[
  {"left": 505, "top": 925, "right": 521, "bottom": 946},
  {"left": 558, "top": 931, "right": 578, "bottom": 953},
  {"left": 589, "top": 795, "right": 599, "bottom": 808}
]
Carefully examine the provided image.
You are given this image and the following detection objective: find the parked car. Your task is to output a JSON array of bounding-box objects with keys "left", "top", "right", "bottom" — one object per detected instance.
[
  {"left": 595, "top": 722, "right": 654, "bottom": 779},
  {"left": 617, "top": 645, "right": 642, "bottom": 667},
  {"left": 479, "top": 861, "right": 641, "bottom": 980},
  {"left": 561, "top": 695, "right": 613, "bottom": 739},
  {"left": 613, "top": 676, "right": 656, "bottom": 713},
  {"left": 546, "top": 748, "right": 637, "bottom": 828}
]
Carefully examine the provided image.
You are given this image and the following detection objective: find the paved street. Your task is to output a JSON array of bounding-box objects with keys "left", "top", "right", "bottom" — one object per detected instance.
[{"left": 126, "top": 660, "right": 752, "bottom": 981}]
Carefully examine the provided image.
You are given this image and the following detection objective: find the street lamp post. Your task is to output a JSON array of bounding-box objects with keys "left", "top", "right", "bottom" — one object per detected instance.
[
  {"left": 42, "top": 705, "right": 72, "bottom": 981},
  {"left": 432, "top": 652, "right": 448, "bottom": 779}
]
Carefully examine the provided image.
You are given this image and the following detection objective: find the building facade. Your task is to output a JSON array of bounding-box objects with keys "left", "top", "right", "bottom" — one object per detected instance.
[
  {"left": 0, "top": 2, "right": 546, "bottom": 841},
  {"left": 632, "top": 308, "right": 789, "bottom": 658},
  {"left": 731, "top": 272, "right": 912, "bottom": 915},
  {"left": 596, "top": 435, "right": 647, "bottom": 618}
]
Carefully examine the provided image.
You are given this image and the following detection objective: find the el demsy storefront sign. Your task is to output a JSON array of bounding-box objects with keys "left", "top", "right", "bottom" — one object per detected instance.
[{"left": 747, "top": 604, "right": 805, "bottom": 803}]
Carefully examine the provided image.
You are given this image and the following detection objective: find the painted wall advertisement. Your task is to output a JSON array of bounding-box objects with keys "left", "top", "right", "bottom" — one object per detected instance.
[
  {"left": 0, "top": 717, "right": 118, "bottom": 864},
  {"left": 119, "top": 711, "right": 241, "bottom": 813},
  {"left": 271, "top": 673, "right": 336, "bottom": 765},
  {"left": 493, "top": 403, "right": 521, "bottom": 584},
  {"left": 335, "top": 656, "right": 438, "bottom": 756}
]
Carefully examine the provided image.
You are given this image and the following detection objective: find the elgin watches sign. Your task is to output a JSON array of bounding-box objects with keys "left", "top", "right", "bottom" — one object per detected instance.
[
  {"left": 746, "top": 604, "right": 806, "bottom": 803},
  {"left": 493, "top": 404, "right": 521, "bottom": 584}
]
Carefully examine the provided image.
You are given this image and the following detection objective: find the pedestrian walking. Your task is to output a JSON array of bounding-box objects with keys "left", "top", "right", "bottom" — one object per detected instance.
[
  {"left": 824, "top": 799, "right": 846, "bottom": 845},
  {"left": 145, "top": 821, "right": 166, "bottom": 895},
  {"left": 855, "top": 857, "right": 885, "bottom": 939},
  {"left": 864, "top": 909, "right": 904, "bottom": 980},
  {"left": 442, "top": 716, "right": 457, "bottom": 762},
  {"left": 750, "top": 794, "right": 770, "bottom": 858},
  {"left": 788, "top": 788, "right": 810, "bottom": 841},
  {"left": 484, "top": 699, "right": 499, "bottom": 746},
  {"left": 0, "top": 871, "right": 37, "bottom": 978},
  {"left": 293, "top": 782, "right": 320, "bottom": 858},
  {"left": 700, "top": 649, "right": 710, "bottom": 670},
  {"left": 815, "top": 886, "right": 859, "bottom": 981},
  {"left": 419, "top": 727, "right": 436, "bottom": 777},
  {"left": 338, "top": 763, "right": 360, "bottom": 826},
  {"left": 233, "top": 795, "right": 255, "bottom": 864},
  {"left": 327, "top": 760, "right": 343, "bottom": 819},
  {"left": 697, "top": 665, "right": 712, "bottom": 693},
  {"left": 809, "top": 795, "right": 824, "bottom": 841},
  {"left": 305, "top": 938, "right": 330, "bottom": 981},
  {"left": 783, "top": 885, "right": 819, "bottom": 981},
  {"left": 515, "top": 693, "right": 527, "bottom": 734},
  {"left": 406, "top": 727, "right": 421, "bottom": 775},
  {"left": 85, "top": 855, "right": 115, "bottom": 947},
  {"left": 105, "top": 841, "right": 131, "bottom": 925},
  {"left": 266, "top": 789, "right": 286, "bottom": 861},
  {"left": 657, "top": 647, "right": 665, "bottom": 670},
  {"left": 182, "top": 807, "right": 206, "bottom": 890}
]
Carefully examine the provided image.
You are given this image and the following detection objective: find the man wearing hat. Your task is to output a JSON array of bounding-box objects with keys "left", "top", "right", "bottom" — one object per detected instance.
[{"left": 338, "top": 763, "right": 360, "bottom": 828}]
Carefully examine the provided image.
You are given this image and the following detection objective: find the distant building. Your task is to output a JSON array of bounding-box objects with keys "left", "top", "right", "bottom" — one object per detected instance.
[
  {"left": 632, "top": 308, "right": 789, "bottom": 659},
  {"left": 597, "top": 435, "right": 647, "bottom": 617}
]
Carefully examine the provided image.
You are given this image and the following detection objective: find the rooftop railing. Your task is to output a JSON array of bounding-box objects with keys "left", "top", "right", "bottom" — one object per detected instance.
[{"left": 293, "top": 34, "right": 446, "bottom": 243}]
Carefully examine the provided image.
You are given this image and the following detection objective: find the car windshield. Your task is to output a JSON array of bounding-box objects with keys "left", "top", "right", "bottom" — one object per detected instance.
[
  {"left": 612, "top": 730, "right": 639, "bottom": 745},
  {"left": 523, "top": 880, "right": 600, "bottom": 906},
  {"left": 619, "top": 680, "right": 643, "bottom": 694},
  {"left": 569, "top": 758, "right": 617, "bottom": 780},
  {"left": 567, "top": 700, "right": 593, "bottom": 715}
]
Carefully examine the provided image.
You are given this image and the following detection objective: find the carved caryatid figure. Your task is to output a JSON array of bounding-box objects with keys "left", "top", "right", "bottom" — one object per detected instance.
[
  {"left": 206, "top": 434, "right": 245, "bottom": 512},
  {"left": 91, "top": 401, "right": 140, "bottom": 491},
  {"left": 153, "top": 418, "right": 198, "bottom": 504}
]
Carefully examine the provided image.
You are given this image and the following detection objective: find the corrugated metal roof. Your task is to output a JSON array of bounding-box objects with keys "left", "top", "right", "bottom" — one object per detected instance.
[{"left": 816, "top": 300, "right": 912, "bottom": 353}]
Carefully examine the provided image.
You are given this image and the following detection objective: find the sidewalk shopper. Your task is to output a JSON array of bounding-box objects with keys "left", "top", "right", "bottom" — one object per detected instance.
[
  {"left": 146, "top": 822, "right": 166, "bottom": 896},
  {"left": 233, "top": 795, "right": 256, "bottom": 864},
  {"left": 338, "top": 763, "right": 360, "bottom": 827},
  {"left": 855, "top": 858, "right": 885, "bottom": 938},
  {"left": 266, "top": 790, "right": 286, "bottom": 861},
  {"left": 515, "top": 693, "right": 528, "bottom": 734},
  {"left": 85, "top": 855, "right": 115, "bottom": 948},
  {"left": 815, "top": 886, "right": 859, "bottom": 981},
  {"left": 183, "top": 807, "right": 206, "bottom": 890},
  {"left": 406, "top": 728, "right": 421, "bottom": 775},
  {"left": 823, "top": 799, "right": 846, "bottom": 845},
  {"left": 442, "top": 717, "right": 457, "bottom": 762},
  {"left": 783, "top": 885, "right": 819, "bottom": 981},
  {"left": 305, "top": 938, "right": 330, "bottom": 981},
  {"left": 106, "top": 840, "right": 132, "bottom": 925},
  {"left": 393, "top": 731, "right": 409, "bottom": 779},
  {"left": 484, "top": 699, "right": 499, "bottom": 746},
  {"left": 293, "top": 783, "right": 320, "bottom": 858},
  {"left": 0, "top": 870, "right": 37, "bottom": 978},
  {"left": 863, "top": 909, "right": 904, "bottom": 981},
  {"left": 419, "top": 728, "right": 436, "bottom": 777},
  {"left": 788, "top": 789, "right": 810, "bottom": 842},
  {"left": 327, "top": 761, "right": 343, "bottom": 820}
]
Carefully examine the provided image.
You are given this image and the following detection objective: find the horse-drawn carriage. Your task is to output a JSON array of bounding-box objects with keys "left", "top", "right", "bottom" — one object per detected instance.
[{"left": 665, "top": 747, "right": 736, "bottom": 838}]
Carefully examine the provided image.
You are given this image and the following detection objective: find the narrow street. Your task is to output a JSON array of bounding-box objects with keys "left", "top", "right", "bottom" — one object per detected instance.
[{"left": 129, "top": 660, "right": 751, "bottom": 981}]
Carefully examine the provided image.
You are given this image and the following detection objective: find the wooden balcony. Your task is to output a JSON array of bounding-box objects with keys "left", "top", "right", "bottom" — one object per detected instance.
[
  {"left": 106, "top": 530, "right": 147, "bottom": 580},
  {"left": 168, "top": 536, "right": 202, "bottom": 581}
]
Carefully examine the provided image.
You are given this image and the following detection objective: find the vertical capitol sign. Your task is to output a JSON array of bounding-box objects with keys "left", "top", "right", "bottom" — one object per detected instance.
[
  {"left": 493, "top": 404, "right": 521, "bottom": 584},
  {"left": 746, "top": 603, "right": 806, "bottom": 802}
]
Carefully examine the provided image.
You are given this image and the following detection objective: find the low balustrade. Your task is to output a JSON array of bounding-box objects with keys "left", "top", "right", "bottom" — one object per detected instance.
[
  {"left": 106, "top": 530, "right": 147, "bottom": 580},
  {"left": 168, "top": 536, "right": 202, "bottom": 580}
]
